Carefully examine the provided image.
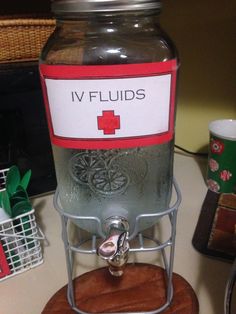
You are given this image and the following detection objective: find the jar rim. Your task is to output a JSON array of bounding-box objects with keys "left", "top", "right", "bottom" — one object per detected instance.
[{"left": 51, "top": 0, "right": 162, "bottom": 13}]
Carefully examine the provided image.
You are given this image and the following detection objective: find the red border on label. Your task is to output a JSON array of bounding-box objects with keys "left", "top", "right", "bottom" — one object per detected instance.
[{"left": 40, "top": 60, "right": 178, "bottom": 149}]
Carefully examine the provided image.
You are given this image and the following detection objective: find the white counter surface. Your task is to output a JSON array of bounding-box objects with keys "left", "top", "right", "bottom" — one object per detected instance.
[{"left": 0, "top": 153, "right": 234, "bottom": 314}]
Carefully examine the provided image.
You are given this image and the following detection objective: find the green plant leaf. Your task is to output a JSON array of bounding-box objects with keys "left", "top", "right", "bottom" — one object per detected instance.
[
  {"left": 20, "top": 169, "right": 32, "bottom": 190},
  {"left": 1, "top": 190, "right": 12, "bottom": 217},
  {"left": 6, "top": 165, "right": 21, "bottom": 196},
  {"left": 11, "top": 200, "right": 32, "bottom": 218},
  {"left": 12, "top": 185, "right": 29, "bottom": 200},
  {"left": 10, "top": 195, "right": 27, "bottom": 209}
]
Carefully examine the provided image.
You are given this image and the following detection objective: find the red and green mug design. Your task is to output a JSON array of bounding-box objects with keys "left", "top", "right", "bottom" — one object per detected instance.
[{"left": 207, "top": 120, "right": 236, "bottom": 193}]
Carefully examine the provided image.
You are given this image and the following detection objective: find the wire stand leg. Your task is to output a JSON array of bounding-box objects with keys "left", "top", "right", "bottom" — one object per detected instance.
[
  {"left": 167, "top": 209, "right": 177, "bottom": 304},
  {"left": 60, "top": 214, "right": 76, "bottom": 309}
]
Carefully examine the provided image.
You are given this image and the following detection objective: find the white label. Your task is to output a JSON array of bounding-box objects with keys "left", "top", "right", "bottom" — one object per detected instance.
[
  {"left": 45, "top": 74, "right": 171, "bottom": 139},
  {"left": 40, "top": 60, "right": 177, "bottom": 149}
]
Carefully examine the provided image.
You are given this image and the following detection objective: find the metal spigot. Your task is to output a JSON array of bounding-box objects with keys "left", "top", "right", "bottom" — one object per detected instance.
[{"left": 97, "top": 217, "right": 129, "bottom": 277}]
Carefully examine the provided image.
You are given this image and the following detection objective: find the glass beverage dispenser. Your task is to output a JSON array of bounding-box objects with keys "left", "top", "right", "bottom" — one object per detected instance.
[{"left": 39, "top": 0, "right": 178, "bottom": 276}]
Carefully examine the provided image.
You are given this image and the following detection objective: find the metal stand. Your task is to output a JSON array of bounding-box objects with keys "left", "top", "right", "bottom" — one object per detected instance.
[{"left": 53, "top": 178, "right": 181, "bottom": 314}]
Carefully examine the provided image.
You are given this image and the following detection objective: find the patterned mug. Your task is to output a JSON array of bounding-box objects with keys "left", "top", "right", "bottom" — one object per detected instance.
[{"left": 207, "top": 119, "right": 236, "bottom": 193}]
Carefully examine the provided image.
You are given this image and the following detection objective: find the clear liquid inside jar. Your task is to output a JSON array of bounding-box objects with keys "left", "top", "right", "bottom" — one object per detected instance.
[{"left": 40, "top": 9, "right": 178, "bottom": 237}]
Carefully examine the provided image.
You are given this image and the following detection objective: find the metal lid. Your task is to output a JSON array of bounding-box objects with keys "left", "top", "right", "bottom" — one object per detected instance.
[{"left": 51, "top": 0, "right": 162, "bottom": 13}]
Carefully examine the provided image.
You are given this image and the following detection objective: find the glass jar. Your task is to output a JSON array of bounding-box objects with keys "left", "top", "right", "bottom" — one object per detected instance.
[{"left": 39, "top": 0, "right": 178, "bottom": 238}]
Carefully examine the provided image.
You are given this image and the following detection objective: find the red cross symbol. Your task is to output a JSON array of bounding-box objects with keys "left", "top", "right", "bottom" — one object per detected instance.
[{"left": 97, "top": 110, "right": 120, "bottom": 135}]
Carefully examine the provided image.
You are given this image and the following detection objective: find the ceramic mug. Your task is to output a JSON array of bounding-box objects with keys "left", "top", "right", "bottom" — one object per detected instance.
[{"left": 207, "top": 119, "right": 236, "bottom": 193}]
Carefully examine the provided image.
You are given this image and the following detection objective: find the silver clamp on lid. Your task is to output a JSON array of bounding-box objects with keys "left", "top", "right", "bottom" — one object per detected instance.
[{"left": 51, "top": 0, "right": 162, "bottom": 13}]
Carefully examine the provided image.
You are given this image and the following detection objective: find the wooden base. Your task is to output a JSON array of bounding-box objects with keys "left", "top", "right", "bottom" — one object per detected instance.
[{"left": 42, "top": 263, "right": 199, "bottom": 314}]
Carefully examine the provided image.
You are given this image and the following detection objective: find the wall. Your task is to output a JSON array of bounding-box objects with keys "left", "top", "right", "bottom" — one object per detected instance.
[
  {"left": 161, "top": 0, "right": 236, "bottom": 152},
  {"left": 1, "top": 0, "right": 235, "bottom": 152}
]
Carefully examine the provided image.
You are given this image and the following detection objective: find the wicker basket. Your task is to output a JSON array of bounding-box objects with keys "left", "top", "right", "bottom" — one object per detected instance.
[{"left": 0, "top": 17, "right": 55, "bottom": 63}]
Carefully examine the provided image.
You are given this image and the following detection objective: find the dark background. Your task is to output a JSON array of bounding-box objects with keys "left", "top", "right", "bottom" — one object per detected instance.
[
  {"left": 0, "top": 0, "right": 56, "bottom": 196},
  {"left": 0, "top": 0, "right": 51, "bottom": 15}
]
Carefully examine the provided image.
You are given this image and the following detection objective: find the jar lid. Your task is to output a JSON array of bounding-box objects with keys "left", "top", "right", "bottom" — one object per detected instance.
[{"left": 51, "top": 0, "right": 162, "bottom": 13}]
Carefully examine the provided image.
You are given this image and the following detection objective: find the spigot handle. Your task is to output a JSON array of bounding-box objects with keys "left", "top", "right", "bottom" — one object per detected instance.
[
  {"left": 97, "top": 217, "right": 129, "bottom": 276},
  {"left": 98, "top": 230, "right": 129, "bottom": 260}
]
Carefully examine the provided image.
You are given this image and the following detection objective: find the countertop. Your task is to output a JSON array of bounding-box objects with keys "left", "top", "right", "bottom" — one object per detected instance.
[{"left": 0, "top": 153, "right": 234, "bottom": 314}]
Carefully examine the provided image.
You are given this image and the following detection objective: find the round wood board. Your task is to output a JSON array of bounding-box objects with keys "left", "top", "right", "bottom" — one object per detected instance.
[{"left": 42, "top": 263, "right": 199, "bottom": 314}]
